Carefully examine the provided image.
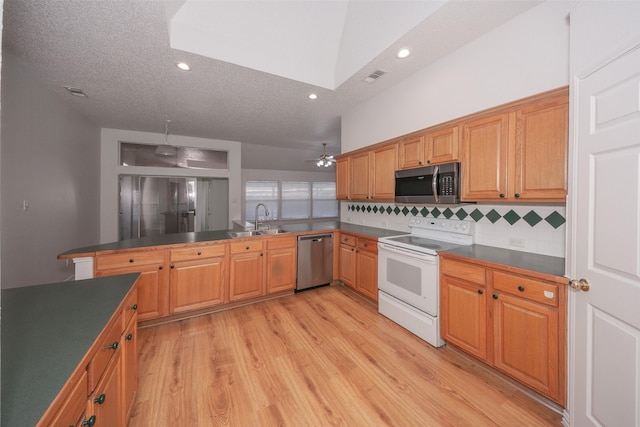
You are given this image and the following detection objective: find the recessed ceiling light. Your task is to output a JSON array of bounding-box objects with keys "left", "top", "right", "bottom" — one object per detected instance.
[
  {"left": 308, "top": 93, "right": 318, "bottom": 100},
  {"left": 396, "top": 48, "right": 411, "bottom": 59},
  {"left": 176, "top": 62, "right": 191, "bottom": 71}
]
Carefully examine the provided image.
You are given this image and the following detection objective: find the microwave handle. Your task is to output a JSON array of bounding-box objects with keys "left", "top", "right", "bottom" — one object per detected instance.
[{"left": 432, "top": 165, "right": 439, "bottom": 203}]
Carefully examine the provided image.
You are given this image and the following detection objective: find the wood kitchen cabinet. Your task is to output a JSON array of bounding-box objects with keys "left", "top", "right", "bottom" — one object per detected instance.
[
  {"left": 266, "top": 236, "right": 297, "bottom": 294},
  {"left": 46, "top": 370, "right": 89, "bottom": 427},
  {"left": 122, "top": 310, "right": 138, "bottom": 422},
  {"left": 95, "top": 250, "right": 168, "bottom": 321},
  {"left": 169, "top": 244, "right": 227, "bottom": 313},
  {"left": 439, "top": 254, "right": 566, "bottom": 406},
  {"left": 343, "top": 143, "right": 397, "bottom": 201},
  {"left": 229, "top": 240, "right": 265, "bottom": 302},
  {"left": 338, "top": 232, "right": 378, "bottom": 301},
  {"left": 336, "top": 156, "right": 350, "bottom": 200},
  {"left": 398, "top": 125, "right": 460, "bottom": 169},
  {"left": 461, "top": 89, "right": 568, "bottom": 202},
  {"left": 90, "top": 350, "right": 123, "bottom": 427}
]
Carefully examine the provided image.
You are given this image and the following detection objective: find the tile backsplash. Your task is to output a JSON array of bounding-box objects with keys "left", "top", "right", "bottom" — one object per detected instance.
[{"left": 340, "top": 202, "right": 566, "bottom": 258}]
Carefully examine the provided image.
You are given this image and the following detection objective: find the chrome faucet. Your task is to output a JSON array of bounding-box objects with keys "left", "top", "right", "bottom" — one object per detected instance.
[{"left": 254, "top": 203, "right": 270, "bottom": 230}]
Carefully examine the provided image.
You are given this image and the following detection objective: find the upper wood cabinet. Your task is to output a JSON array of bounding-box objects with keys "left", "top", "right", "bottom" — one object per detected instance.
[
  {"left": 398, "top": 126, "right": 460, "bottom": 169},
  {"left": 370, "top": 143, "right": 397, "bottom": 200},
  {"left": 349, "top": 151, "right": 371, "bottom": 200},
  {"left": 335, "top": 157, "right": 350, "bottom": 200},
  {"left": 461, "top": 90, "right": 568, "bottom": 202},
  {"left": 343, "top": 143, "right": 397, "bottom": 201}
]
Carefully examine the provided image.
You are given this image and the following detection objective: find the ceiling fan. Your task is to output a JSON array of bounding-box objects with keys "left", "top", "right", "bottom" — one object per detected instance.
[{"left": 308, "top": 143, "right": 336, "bottom": 168}]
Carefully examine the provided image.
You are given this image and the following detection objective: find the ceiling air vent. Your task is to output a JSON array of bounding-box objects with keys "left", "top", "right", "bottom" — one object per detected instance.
[
  {"left": 363, "top": 69, "right": 387, "bottom": 84},
  {"left": 64, "top": 86, "right": 87, "bottom": 97}
]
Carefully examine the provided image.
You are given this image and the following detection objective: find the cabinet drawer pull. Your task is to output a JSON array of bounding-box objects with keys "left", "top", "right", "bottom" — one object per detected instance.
[
  {"left": 159, "top": 266, "right": 163, "bottom": 270},
  {"left": 129, "top": 258, "right": 134, "bottom": 263},
  {"left": 125, "top": 333, "right": 133, "bottom": 341},
  {"left": 108, "top": 341, "right": 119, "bottom": 350},
  {"left": 518, "top": 286, "right": 525, "bottom": 292},
  {"left": 131, "top": 303, "right": 138, "bottom": 311},
  {"left": 246, "top": 246, "right": 250, "bottom": 250},
  {"left": 197, "top": 251, "right": 202, "bottom": 255},
  {"left": 514, "top": 193, "right": 520, "bottom": 198},
  {"left": 94, "top": 394, "right": 106, "bottom": 405},
  {"left": 499, "top": 193, "right": 505, "bottom": 198},
  {"left": 260, "top": 253, "right": 264, "bottom": 257},
  {"left": 81, "top": 415, "right": 96, "bottom": 426},
  {"left": 477, "top": 289, "right": 483, "bottom": 295},
  {"left": 492, "top": 294, "right": 498, "bottom": 300},
  {"left": 426, "top": 160, "right": 431, "bottom": 164}
]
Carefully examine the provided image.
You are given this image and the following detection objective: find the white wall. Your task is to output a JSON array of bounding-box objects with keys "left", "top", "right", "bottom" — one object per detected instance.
[
  {"left": 1, "top": 51, "right": 101, "bottom": 288},
  {"left": 100, "top": 129, "right": 242, "bottom": 243},
  {"left": 341, "top": 1, "right": 571, "bottom": 151}
]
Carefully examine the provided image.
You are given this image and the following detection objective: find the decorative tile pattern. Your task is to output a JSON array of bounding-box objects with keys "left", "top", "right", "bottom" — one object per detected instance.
[{"left": 345, "top": 203, "right": 566, "bottom": 229}]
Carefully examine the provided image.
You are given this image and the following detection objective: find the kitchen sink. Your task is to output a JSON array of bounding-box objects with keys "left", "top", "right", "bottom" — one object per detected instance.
[{"left": 227, "top": 229, "right": 289, "bottom": 238}]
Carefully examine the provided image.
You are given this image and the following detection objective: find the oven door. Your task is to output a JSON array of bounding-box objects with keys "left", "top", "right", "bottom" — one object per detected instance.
[{"left": 377, "top": 242, "right": 439, "bottom": 316}]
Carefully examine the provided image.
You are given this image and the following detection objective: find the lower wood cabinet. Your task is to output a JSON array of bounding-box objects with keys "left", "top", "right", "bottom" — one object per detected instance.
[
  {"left": 440, "top": 254, "right": 566, "bottom": 406},
  {"left": 90, "top": 350, "right": 123, "bottom": 426},
  {"left": 47, "top": 370, "right": 89, "bottom": 427},
  {"left": 169, "top": 244, "right": 226, "bottom": 313},
  {"left": 266, "top": 236, "right": 297, "bottom": 294},
  {"left": 338, "top": 232, "right": 378, "bottom": 301},
  {"left": 229, "top": 240, "right": 265, "bottom": 302},
  {"left": 122, "top": 311, "right": 138, "bottom": 422}
]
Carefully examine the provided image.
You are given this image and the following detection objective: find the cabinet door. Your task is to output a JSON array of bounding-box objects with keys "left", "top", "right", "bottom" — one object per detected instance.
[
  {"left": 398, "top": 134, "right": 425, "bottom": 169},
  {"left": 339, "top": 243, "right": 356, "bottom": 288},
  {"left": 91, "top": 352, "right": 122, "bottom": 427},
  {"left": 266, "top": 247, "right": 296, "bottom": 293},
  {"left": 356, "top": 249, "right": 377, "bottom": 301},
  {"left": 47, "top": 370, "right": 88, "bottom": 427},
  {"left": 169, "top": 257, "right": 225, "bottom": 313},
  {"left": 512, "top": 97, "right": 568, "bottom": 201},
  {"left": 229, "top": 252, "right": 264, "bottom": 301},
  {"left": 97, "top": 265, "right": 167, "bottom": 321},
  {"left": 350, "top": 152, "right": 370, "bottom": 200},
  {"left": 427, "top": 125, "right": 459, "bottom": 164},
  {"left": 461, "top": 113, "right": 509, "bottom": 201},
  {"left": 440, "top": 276, "right": 487, "bottom": 360},
  {"left": 122, "top": 315, "right": 137, "bottom": 422},
  {"left": 370, "top": 144, "right": 397, "bottom": 200},
  {"left": 335, "top": 157, "right": 350, "bottom": 200},
  {"left": 492, "top": 292, "right": 561, "bottom": 403}
]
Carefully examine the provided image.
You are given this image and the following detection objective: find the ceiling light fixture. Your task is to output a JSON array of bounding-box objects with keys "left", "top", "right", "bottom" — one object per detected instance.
[
  {"left": 63, "top": 86, "right": 87, "bottom": 97},
  {"left": 396, "top": 48, "right": 411, "bottom": 59},
  {"left": 308, "top": 93, "right": 318, "bottom": 100},
  {"left": 155, "top": 119, "right": 177, "bottom": 156},
  {"left": 176, "top": 62, "right": 191, "bottom": 71}
]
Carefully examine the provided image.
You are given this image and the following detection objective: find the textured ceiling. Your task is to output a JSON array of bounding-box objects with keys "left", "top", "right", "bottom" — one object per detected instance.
[{"left": 2, "top": 0, "right": 541, "bottom": 169}]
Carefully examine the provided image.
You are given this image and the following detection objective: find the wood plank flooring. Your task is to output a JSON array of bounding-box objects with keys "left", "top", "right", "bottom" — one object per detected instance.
[{"left": 129, "top": 285, "right": 562, "bottom": 426}]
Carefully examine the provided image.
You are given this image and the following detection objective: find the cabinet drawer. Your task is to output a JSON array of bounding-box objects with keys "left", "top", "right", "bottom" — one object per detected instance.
[
  {"left": 440, "top": 259, "right": 486, "bottom": 285},
  {"left": 340, "top": 234, "right": 356, "bottom": 246},
  {"left": 230, "top": 240, "right": 264, "bottom": 254},
  {"left": 88, "top": 313, "right": 122, "bottom": 392},
  {"left": 493, "top": 271, "right": 559, "bottom": 307},
  {"left": 356, "top": 237, "right": 377, "bottom": 254},
  {"left": 170, "top": 244, "right": 226, "bottom": 262},
  {"left": 96, "top": 250, "right": 164, "bottom": 271},
  {"left": 122, "top": 288, "right": 138, "bottom": 330},
  {"left": 267, "top": 235, "right": 296, "bottom": 250}
]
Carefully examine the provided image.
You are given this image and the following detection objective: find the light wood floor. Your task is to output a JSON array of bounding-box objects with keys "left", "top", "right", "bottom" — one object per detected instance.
[{"left": 129, "top": 285, "right": 562, "bottom": 426}]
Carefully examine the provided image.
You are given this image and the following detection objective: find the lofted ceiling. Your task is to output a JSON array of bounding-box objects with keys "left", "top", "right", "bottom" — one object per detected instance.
[{"left": 2, "top": 0, "right": 540, "bottom": 170}]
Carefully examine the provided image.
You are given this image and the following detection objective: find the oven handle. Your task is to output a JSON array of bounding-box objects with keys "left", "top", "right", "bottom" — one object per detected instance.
[{"left": 378, "top": 242, "right": 437, "bottom": 263}]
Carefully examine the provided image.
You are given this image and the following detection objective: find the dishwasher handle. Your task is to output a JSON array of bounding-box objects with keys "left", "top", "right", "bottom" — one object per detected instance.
[{"left": 298, "top": 234, "right": 333, "bottom": 242}]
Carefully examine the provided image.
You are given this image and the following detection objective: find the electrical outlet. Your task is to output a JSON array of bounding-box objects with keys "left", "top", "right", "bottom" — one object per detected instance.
[{"left": 509, "top": 238, "right": 525, "bottom": 248}]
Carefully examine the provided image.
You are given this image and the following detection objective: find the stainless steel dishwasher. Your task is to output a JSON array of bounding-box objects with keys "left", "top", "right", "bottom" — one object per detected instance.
[{"left": 296, "top": 233, "right": 333, "bottom": 291}]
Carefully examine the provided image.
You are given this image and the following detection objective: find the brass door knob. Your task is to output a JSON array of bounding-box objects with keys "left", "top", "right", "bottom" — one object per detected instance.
[{"left": 569, "top": 278, "right": 590, "bottom": 292}]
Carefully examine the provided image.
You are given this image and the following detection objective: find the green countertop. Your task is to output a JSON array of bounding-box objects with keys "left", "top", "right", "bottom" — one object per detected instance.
[
  {"left": 59, "top": 222, "right": 407, "bottom": 257},
  {"left": 442, "top": 244, "right": 566, "bottom": 278},
  {"left": 1, "top": 273, "right": 139, "bottom": 427}
]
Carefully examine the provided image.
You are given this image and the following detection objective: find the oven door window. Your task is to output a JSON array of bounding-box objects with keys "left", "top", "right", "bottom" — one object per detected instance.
[{"left": 387, "top": 258, "right": 422, "bottom": 295}]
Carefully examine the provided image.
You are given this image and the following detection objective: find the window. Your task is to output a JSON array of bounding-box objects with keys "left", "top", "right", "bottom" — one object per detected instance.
[
  {"left": 245, "top": 181, "right": 338, "bottom": 221},
  {"left": 120, "top": 142, "right": 228, "bottom": 170}
]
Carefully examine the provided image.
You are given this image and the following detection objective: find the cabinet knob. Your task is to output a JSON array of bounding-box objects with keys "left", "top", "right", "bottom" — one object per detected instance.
[
  {"left": 125, "top": 333, "right": 133, "bottom": 341},
  {"left": 159, "top": 266, "right": 163, "bottom": 270},
  {"left": 499, "top": 193, "right": 505, "bottom": 198},
  {"left": 426, "top": 160, "right": 431, "bottom": 164},
  {"left": 81, "top": 415, "right": 96, "bottom": 426},
  {"left": 260, "top": 253, "right": 264, "bottom": 257},
  {"left": 418, "top": 161, "right": 422, "bottom": 165},
  {"left": 94, "top": 394, "right": 106, "bottom": 405},
  {"left": 246, "top": 246, "right": 250, "bottom": 250},
  {"left": 477, "top": 289, "right": 483, "bottom": 295},
  {"left": 492, "top": 294, "right": 498, "bottom": 300},
  {"left": 129, "top": 259, "right": 134, "bottom": 263},
  {"left": 197, "top": 251, "right": 202, "bottom": 255},
  {"left": 514, "top": 193, "right": 520, "bottom": 198},
  {"left": 131, "top": 303, "right": 138, "bottom": 311},
  {"left": 170, "top": 265, "right": 175, "bottom": 269},
  {"left": 108, "top": 341, "right": 119, "bottom": 350},
  {"left": 517, "top": 286, "right": 525, "bottom": 292}
]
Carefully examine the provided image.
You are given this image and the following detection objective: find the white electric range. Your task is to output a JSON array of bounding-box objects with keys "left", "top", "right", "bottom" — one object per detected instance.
[{"left": 377, "top": 216, "right": 474, "bottom": 347}]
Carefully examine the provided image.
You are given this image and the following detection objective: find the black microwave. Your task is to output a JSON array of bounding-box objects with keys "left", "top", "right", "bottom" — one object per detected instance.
[{"left": 394, "top": 162, "right": 461, "bottom": 204}]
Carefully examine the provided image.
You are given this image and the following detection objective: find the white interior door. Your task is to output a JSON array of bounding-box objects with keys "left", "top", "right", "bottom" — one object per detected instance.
[{"left": 569, "top": 41, "right": 640, "bottom": 427}]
